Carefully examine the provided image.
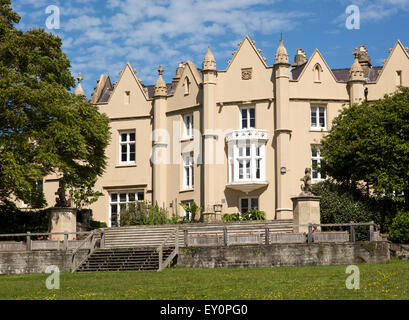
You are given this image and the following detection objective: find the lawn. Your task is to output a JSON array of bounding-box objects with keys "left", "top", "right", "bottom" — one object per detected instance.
[{"left": 0, "top": 258, "right": 408, "bottom": 300}]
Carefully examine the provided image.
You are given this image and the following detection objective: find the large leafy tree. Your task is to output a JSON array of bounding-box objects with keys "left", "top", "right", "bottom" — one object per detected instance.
[
  {"left": 0, "top": 0, "right": 110, "bottom": 207},
  {"left": 320, "top": 87, "right": 409, "bottom": 210}
]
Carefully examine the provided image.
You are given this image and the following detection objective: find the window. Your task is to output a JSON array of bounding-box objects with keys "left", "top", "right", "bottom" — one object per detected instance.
[
  {"left": 310, "top": 106, "right": 326, "bottom": 130},
  {"left": 229, "top": 140, "right": 265, "bottom": 183},
  {"left": 125, "top": 91, "right": 130, "bottom": 104},
  {"left": 396, "top": 71, "right": 402, "bottom": 86},
  {"left": 119, "top": 131, "right": 136, "bottom": 163},
  {"left": 311, "top": 146, "right": 326, "bottom": 181},
  {"left": 183, "top": 114, "right": 193, "bottom": 138},
  {"left": 181, "top": 201, "right": 193, "bottom": 219},
  {"left": 240, "top": 197, "right": 259, "bottom": 213},
  {"left": 109, "top": 191, "right": 144, "bottom": 227},
  {"left": 184, "top": 77, "right": 190, "bottom": 95},
  {"left": 313, "top": 64, "right": 322, "bottom": 83},
  {"left": 240, "top": 107, "right": 255, "bottom": 129},
  {"left": 183, "top": 153, "right": 194, "bottom": 189}
]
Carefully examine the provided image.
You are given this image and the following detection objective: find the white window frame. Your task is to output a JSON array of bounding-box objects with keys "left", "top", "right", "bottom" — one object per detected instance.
[
  {"left": 181, "top": 200, "right": 193, "bottom": 219},
  {"left": 229, "top": 140, "right": 265, "bottom": 183},
  {"left": 311, "top": 146, "right": 326, "bottom": 182},
  {"left": 183, "top": 153, "right": 194, "bottom": 189},
  {"left": 109, "top": 191, "right": 145, "bottom": 227},
  {"left": 119, "top": 131, "right": 136, "bottom": 164},
  {"left": 239, "top": 197, "right": 259, "bottom": 213},
  {"left": 310, "top": 105, "right": 326, "bottom": 131},
  {"left": 183, "top": 114, "right": 193, "bottom": 139},
  {"left": 240, "top": 107, "right": 256, "bottom": 129}
]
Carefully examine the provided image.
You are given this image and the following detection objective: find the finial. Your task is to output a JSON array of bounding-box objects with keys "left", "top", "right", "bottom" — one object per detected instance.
[
  {"left": 280, "top": 32, "right": 282, "bottom": 41},
  {"left": 74, "top": 73, "right": 85, "bottom": 97},
  {"left": 157, "top": 65, "right": 164, "bottom": 76},
  {"left": 77, "top": 73, "right": 83, "bottom": 83},
  {"left": 353, "top": 48, "right": 359, "bottom": 58}
]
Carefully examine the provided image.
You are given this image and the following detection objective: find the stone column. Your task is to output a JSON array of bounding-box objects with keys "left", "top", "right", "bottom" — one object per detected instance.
[
  {"left": 152, "top": 65, "right": 168, "bottom": 208},
  {"left": 48, "top": 207, "right": 77, "bottom": 241},
  {"left": 291, "top": 194, "right": 321, "bottom": 234},
  {"left": 274, "top": 40, "right": 293, "bottom": 219},
  {"left": 202, "top": 48, "right": 217, "bottom": 213}
]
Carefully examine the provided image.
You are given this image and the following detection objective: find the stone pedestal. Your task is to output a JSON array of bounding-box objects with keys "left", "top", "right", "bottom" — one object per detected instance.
[
  {"left": 291, "top": 194, "right": 321, "bottom": 233},
  {"left": 48, "top": 207, "right": 77, "bottom": 240}
]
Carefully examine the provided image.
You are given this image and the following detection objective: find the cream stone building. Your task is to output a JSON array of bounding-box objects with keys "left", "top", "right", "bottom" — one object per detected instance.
[{"left": 38, "top": 36, "right": 409, "bottom": 227}]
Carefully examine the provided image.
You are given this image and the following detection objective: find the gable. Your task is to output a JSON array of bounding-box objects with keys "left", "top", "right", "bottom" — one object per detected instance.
[
  {"left": 367, "top": 40, "right": 409, "bottom": 100},
  {"left": 290, "top": 49, "right": 347, "bottom": 100},
  {"left": 217, "top": 36, "right": 273, "bottom": 102},
  {"left": 168, "top": 61, "right": 202, "bottom": 111},
  {"left": 99, "top": 63, "right": 152, "bottom": 118}
]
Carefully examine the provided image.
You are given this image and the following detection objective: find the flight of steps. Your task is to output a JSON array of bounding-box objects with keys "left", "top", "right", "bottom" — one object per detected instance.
[
  {"left": 73, "top": 220, "right": 294, "bottom": 273},
  {"left": 75, "top": 246, "right": 175, "bottom": 272}
]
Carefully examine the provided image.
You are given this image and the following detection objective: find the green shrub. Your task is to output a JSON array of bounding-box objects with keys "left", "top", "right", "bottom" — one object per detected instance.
[
  {"left": 90, "top": 220, "right": 107, "bottom": 229},
  {"left": 222, "top": 213, "right": 240, "bottom": 222},
  {"left": 248, "top": 209, "right": 266, "bottom": 221},
  {"left": 120, "top": 202, "right": 185, "bottom": 226},
  {"left": 222, "top": 210, "right": 265, "bottom": 222},
  {"left": 389, "top": 212, "right": 409, "bottom": 243},
  {"left": 0, "top": 200, "right": 49, "bottom": 234},
  {"left": 312, "top": 180, "right": 400, "bottom": 240}
]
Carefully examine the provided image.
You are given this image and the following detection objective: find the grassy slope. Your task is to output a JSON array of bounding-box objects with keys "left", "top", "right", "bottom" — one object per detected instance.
[{"left": 0, "top": 258, "right": 408, "bottom": 300}]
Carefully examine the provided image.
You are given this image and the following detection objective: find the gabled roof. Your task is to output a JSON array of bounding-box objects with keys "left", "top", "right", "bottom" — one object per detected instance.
[
  {"left": 372, "top": 40, "right": 409, "bottom": 84},
  {"left": 221, "top": 35, "right": 269, "bottom": 72},
  {"left": 290, "top": 48, "right": 384, "bottom": 83}
]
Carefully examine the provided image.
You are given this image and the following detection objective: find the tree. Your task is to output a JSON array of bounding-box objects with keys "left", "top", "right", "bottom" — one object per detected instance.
[
  {"left": 320, "top": 87, "right": 409, "bottom": 210},
  {"left": 0, "top": 0, "right": 110, "bottom": 208}
]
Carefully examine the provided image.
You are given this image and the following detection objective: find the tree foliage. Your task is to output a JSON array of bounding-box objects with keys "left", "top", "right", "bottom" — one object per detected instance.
[
  {"left": 0, "top": 1, "right": 110, "bottom": 208},
  {"left": 320, "top": 87, "right": 409, "bottom": 209},
  {"left": 312, "top": 181, "right": 399, "bottom": 234},
  {"left": 389, "top": 212, "right": 409, "bottom": 243}
]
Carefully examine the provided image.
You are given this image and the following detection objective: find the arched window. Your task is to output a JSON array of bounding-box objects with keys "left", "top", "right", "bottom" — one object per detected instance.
[
  {"left": 184, "top": 77, "right": 190, "bottom": 95},
  {"left": 313, "top": 63, "right": 323, "bottom": 83}
]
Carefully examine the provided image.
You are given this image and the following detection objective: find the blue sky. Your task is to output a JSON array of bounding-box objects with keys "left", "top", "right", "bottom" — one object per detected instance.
[{"left": 12, "top": 0, "right": 409, "bottom": 95}]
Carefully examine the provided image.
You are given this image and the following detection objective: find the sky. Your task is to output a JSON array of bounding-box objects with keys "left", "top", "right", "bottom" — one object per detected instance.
[{"left": 11, "top": 0, "right": 409, "bottom": 95}]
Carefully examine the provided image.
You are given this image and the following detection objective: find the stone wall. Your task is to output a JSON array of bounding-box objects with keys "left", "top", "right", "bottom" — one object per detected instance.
[
  {"left": 177, "top": 241, "right": 390, "bottom": 268},
  {"left": 0, "top": 250, "right": 88, "bottom": 275}
]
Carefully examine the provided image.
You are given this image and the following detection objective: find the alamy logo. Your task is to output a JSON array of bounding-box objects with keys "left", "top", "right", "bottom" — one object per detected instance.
[
  {"left": 45, "top": 265, "right": 60, "bottom": 290},
  {"left": 345, "top": 5, "right": 360, "bottom": 30},
  {"left": 45, "top": 5, "right": 60, "bottom": 30},
  {"left": 345, "top": 265, "right": 360, "bottom": 290}
]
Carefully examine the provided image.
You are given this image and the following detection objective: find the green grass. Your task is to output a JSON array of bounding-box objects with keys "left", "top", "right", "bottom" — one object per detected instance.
[{"left": 1, "top": 258, "right": 408, "bottom": 300}]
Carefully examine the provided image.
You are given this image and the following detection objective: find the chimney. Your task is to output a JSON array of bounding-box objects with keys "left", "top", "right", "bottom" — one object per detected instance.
[
  {"left": 293, "top": 48, "right": 307, "bottom": 66},
  {"left": 171, "top": 62, "right": 185, "bottom": 90},
  {"left": 358, "top": 45, "right": 372, "bottom": 77}
]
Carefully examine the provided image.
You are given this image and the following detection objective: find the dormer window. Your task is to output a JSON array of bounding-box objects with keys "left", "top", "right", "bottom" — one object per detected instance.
[
  {"left": 396, "top": 70, "right": 402, "bottom": 86},
  {"left": 125, "top": 91, "right": 130, "bottom": 104},
  {"left": 313, "top": 64, "right": 322, "bottom": 83},
  {"left": 184, "top": 77, "right": 190, "bottom": 95}
]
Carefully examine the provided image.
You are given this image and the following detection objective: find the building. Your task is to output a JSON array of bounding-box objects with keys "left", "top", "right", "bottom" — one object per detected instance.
[{"left": 40, "top": 36, "right": 409, "bottom": 227}]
